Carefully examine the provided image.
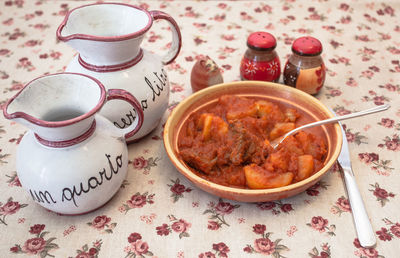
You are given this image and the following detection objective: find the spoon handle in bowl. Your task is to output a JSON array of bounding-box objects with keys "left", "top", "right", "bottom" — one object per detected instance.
[{"left": 283, "top": 104, "right": 390, "bottom": 138}]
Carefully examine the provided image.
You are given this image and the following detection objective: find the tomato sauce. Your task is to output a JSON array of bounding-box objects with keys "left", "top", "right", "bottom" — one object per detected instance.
[{"left": 178, "top": 95, "right": 327, "bottom": 189}]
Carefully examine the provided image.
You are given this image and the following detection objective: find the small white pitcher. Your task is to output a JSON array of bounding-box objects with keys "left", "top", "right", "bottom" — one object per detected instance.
[
  {"left": 57, "top": 2, "right": 182, "bottom": 142},
  {"left": 3, "top": 73, "right": 144, "bottom": 215}
]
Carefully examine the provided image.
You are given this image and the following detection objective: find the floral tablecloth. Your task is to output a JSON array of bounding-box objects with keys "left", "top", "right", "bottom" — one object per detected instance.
[{"left": 0, "top": 0, "right": 399, "bottom": 257}]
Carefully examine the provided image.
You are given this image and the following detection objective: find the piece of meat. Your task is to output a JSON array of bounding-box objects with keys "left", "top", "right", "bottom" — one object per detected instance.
[
  {"left": 228, "top": 121, "right": 267, "bottom": 165},
  {"left": 179, "top": 147, "right": 217, "bottom": 175}
]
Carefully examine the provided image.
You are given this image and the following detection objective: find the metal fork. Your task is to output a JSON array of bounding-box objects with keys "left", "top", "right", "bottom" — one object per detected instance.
[{"left": 270, "top": 104, "right": 390, "bottom": 149}]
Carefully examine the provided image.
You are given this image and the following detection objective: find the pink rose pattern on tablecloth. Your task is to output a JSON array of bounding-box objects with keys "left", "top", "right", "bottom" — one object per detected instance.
[
  {"left": 69, "top": 240, "right": 102, "bottom": 258},
  {"left": 306, "top": 181, "right": 329, "bottom": 197},
  {"left": 358, "top": 152, "right": 394, "bottom": 176},
  {"left": 63, "top": 225, "right": 76, "bottom": 237},
  {"left": 198, "top": 242, "right": 230, "bottom": 257},
  {"left": 203, "top": 199, "right": 240, "bottom": 228},
  {"left": 120, "top": 192, "right": 155, "bottom": 214},
  {"left": 376, "top": 218, "right": 400, "bottom": 243},
  {"left": 156, "top": 215, "right": 191, "bottom": 238},
  {"left": 5, "top": 172, "right": 22, "bottom": 187},
  {"left": 0, "top": 0, "right": 399, "bottom": 256},
  {"left": 0, "top": 197, "right": 27, "bottom": 225},
  {"left": 244, "top": 224, "right": 289, "bottom": 256},
  {"left": 256, "top": 200, "right": 294, "bottom": 215},
  {"left": 130, "top": 156, "right": 161, "bottom": 175},
  {"left": 0, "top": 149, "right": 11, "bottom": 164},
  {"left": 369, "top": 183, "right": 395, "bottom": 206},
  {"left": 308, "top": 243, "right": 331, "bottom": 258},
  {"left": 307, "top": 216, "right": 336, "bottom": 236},
  {"left": 87, "top": 215, "right": 117, "bottom": 234},
  {"left": 353, "top": 238, "right": 384, "bottom": 258},
  {"left": 331, "top": 196, "right": 351, "bottom": 215},
  {"left": 124, "top": 232, "right": 153, "bottom": 257},
  {"left": 167, "top": 178, "right": 193, "bottom": 203},
  {"left": 9, "top": 224, "right": 58, "bottom": 256}
]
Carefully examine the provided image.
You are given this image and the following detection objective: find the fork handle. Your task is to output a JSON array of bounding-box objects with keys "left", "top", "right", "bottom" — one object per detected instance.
[{"left": 342, "top": 165, "right": 376, "bottom": 248}]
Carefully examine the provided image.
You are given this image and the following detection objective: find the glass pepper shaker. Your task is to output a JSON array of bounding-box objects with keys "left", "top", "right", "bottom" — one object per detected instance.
[
  {"left": 240, "top": 31, "right": 281, "bottom": 82},
  {"left": 283, "top": 36, "right": 326, "bottom": 95}
]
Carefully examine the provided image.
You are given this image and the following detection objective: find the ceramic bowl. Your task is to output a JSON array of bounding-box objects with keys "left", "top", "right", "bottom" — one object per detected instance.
[{"left": 163, "top": 81, "right": 342, "bottom": 202}]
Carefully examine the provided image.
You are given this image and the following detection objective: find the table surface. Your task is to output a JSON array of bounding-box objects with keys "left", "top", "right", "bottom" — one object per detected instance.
[{"left": 0, "top": 0, "right": 399, "bottom": 257}]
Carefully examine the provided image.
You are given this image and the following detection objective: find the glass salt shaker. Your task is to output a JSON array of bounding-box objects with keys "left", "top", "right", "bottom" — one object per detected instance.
[
  {"left": 240, "top": 31, "right": 281, "bottom": 82},
  {"left": 283, "top": 36, "right": 326, "bottom": 95}
]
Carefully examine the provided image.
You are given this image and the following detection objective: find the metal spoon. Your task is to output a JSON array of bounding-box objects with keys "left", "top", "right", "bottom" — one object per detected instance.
[{"left": 270, "top": 104, "right": 390, "bottom": 149}]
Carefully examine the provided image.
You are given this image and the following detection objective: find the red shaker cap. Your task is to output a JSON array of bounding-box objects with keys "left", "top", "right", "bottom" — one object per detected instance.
[
  {"left": 247, "top": 31, "right": 277, "bottom": 51},
  {"left": 292, "top": 36, "right": 322, "bottom": 56}
]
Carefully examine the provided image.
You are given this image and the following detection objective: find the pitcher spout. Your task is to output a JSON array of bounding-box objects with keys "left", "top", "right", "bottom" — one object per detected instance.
[
  {"left": 3, "top": 73, "right": 106, "bottom": 144},
  {"left": 56, "top": 3, "right": 153, "bottom": 66}
]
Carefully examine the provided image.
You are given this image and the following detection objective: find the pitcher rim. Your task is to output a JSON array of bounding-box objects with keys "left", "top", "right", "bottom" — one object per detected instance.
[
  {"left": 3, "top": 72, "right": 106, "bottom": 128},
  {"left": 56, "top": 3, "right": 153, "bottom": 42}
]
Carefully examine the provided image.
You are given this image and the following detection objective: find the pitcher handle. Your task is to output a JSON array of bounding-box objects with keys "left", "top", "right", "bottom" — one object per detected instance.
[
  {"left": 150, "top": 10, "right": 182, "bottom": 65},
  {"left": 106, "top": 89, "right": 144, "bottom": 139}
]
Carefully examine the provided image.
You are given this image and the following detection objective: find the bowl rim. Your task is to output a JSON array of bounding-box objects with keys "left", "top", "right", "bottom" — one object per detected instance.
[{"left": 163, "top": 81, "right": 342, "bottom": 197}]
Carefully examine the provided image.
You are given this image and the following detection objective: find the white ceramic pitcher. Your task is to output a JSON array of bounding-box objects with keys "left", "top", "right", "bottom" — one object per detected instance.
[
  {"left": 3, "top": 73, "right": 144, "bottom": 215},
  {"left": 57, "top": 2, "right": 182, "bottom": 143}
]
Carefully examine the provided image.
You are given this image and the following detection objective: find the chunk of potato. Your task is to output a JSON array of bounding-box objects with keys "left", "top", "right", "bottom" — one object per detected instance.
[
  {"left": 268, "top": 152, "right": 288, "bottom": 171},
  {"left": 297, "top": 155, "right": 314, "bottom": 181},
  {"left": 244, "top": 164, "right": 294, "bottom": 189},
  {"left": 269, "top": 122, "right": 295, "bottom": 140},
  {"left": 295, "top": 131, "right": 327, "bottom": 160},
  {"left": 217, "top": 118, "right": 229, "bottom": 135},
  {"left": 200, "top": 114, "right": 213, "bottom": 140},
  {"left": 198, "top": 113, "right": 228, "bottom": 141},
  {"left": 255, "top": 100, "right": 273, "bottom": 118},
  {"left": 221, "top": 95, "right": 256, "bottom": 120},
  {"left": 284, "top": 108, "right": 299, "bottom": 122},
  {"left": 255, "top": 101, "right": 286, "bottom": 121}
]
